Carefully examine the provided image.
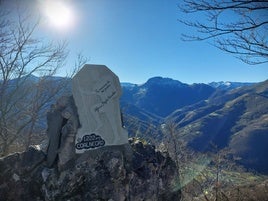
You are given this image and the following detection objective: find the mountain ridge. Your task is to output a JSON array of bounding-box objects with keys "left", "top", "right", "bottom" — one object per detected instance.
[
  {"left": 121, "top": 76, "right": 216, "bottom": 117},
  {"left": 3, "top": 75, "right": 267, "bottom": 174},
  {"left": 167, "top": 80, "right": 268, "bottom": 173}
]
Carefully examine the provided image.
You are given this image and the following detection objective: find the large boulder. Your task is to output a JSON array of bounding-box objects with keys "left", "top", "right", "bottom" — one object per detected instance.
[{"left": 0, "top": 139, "right": 181, "bottom": 201}]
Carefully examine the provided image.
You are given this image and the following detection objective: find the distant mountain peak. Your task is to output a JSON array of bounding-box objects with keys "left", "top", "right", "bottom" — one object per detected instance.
[
  {"left": 121, "top": 82, "right": 137, "bottom": 88},
  {"left": 208, "top": 81, "right": 255, "bottom": 90},
  {"left": 145, "top": 76, "right": 184, "bottom": 87}
]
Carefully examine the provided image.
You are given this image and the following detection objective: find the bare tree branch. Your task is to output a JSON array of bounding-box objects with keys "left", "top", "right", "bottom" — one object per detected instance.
[
  {"left": 0, "top": 8, "right": 70, "bottom": 155},
  {"left": 179, "top": 0, "right": 268, "bottom": 64}
]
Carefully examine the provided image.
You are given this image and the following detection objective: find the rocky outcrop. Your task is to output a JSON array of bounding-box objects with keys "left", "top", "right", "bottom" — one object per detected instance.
[
  {"left": 46, "top": 95, "right": 78, "bottom": 169},
  {"left": 0, "top": 139, "right": 181, "bottom": 201},
  {"left": 0, "top": 146, "right": 46, "bottom": 201}
]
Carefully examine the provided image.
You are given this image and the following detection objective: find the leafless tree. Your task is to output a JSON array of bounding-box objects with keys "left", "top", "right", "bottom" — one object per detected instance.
[
  {"left": 0, "top": 8, "right": 87, "bottom": 156},
  {"left": 179, "top": 0, "right": 268, "bottom": 65},
  {"left": 160, "top": 120, "right": 252, "bottom": 200},
  {"left": 159, "top": 121, "right": 198, "bottom": 200}
]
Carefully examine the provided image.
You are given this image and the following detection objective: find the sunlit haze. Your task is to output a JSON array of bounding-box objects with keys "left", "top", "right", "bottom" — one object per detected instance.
[{"left": 41, "top": 0, "right": 75, "bottom": 30}]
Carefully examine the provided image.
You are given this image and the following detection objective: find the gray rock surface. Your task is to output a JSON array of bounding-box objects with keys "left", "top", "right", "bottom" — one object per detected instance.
[
  {"left": 0, "top": 139, "right": 181, "bottom": 201},
  {"left": 0, "top": 146, "right": 46, "bottom": 201},
  {"left": 46, "top": 96, "right": 78, "bottom": 169}
]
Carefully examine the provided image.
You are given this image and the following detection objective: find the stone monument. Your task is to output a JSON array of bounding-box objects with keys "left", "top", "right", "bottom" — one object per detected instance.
[{"left": 72, "top": 64, "right": 129, "bottom": 154}]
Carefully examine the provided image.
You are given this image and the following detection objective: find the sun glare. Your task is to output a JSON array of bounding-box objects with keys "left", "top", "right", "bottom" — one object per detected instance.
[{"left": 42, "top": 0, "right": 75, "bottom": 30}]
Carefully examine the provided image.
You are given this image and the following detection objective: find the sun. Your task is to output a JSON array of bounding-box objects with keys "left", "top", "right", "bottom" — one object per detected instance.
[{"left": 41, "top": 0, "right": 75, "bottom": 30}]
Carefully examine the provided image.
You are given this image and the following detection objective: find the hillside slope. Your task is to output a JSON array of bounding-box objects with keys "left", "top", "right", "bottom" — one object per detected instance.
[{"left": 167, "top": 80, "right": 268, "bottom": 173}]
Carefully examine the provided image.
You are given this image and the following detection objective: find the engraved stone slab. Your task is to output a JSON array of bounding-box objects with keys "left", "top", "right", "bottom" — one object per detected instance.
[{"left": 72, "top": 64, "right": 128, "bottom": 153}]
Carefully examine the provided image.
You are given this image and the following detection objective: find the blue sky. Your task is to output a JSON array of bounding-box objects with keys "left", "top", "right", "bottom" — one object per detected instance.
[{"left": 5, "top": 0, "right": 268, "bottom": 84}]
